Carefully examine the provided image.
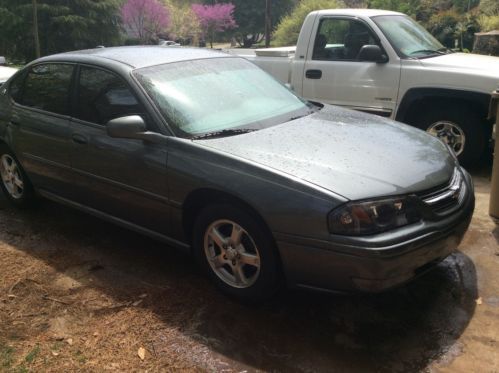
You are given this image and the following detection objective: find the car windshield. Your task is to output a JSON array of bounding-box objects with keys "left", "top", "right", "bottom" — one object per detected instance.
[
  {"left": 134, "top": 57, "right": 312, "bottom": 138},
  {"left": 372, "top": 15, "right": 450, "bottom": 59}
]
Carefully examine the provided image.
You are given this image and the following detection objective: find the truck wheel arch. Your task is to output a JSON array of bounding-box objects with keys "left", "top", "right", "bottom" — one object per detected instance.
[
  {"left": 396, "top": 88, "right": 493, "bottom": 165},
  {"left": 395, "top": 88, "right": 491, "bottom": 124}
]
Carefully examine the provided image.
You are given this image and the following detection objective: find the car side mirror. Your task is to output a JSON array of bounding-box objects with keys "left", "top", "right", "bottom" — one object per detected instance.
[
  {"left": 107, "top": 115, "right": 146, "bottom": 139},
  {"left": 106, "top": 115, "right": 168, "bottom": 144},
  {"left": 357, "top": 45, "right": 388, "bottom": 63}
]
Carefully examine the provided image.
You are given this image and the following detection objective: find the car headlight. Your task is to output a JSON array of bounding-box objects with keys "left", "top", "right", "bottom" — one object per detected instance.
[{"left": 328, "top": 196, "right": 422, "bottom": 235}]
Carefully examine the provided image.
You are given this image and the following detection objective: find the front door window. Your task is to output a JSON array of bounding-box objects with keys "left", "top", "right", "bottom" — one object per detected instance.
[{"left": 312, "top": 18, "right": 380, "bottom": 61}]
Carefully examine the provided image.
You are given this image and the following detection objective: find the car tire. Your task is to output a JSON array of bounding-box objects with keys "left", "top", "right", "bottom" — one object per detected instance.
[
  {"left": 415, "top": 105, "right": 485, "bottom": 166},
  {"left": 0, "top": 145, "right": 35, "bottom": 207},
  {"left": 193, "top": 203, "right": 281, "bottom": 303}
]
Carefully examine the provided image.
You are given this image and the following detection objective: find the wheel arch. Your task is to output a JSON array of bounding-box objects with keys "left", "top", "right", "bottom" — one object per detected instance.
[
  {"left": 396, "top": 88, "right": 491, "bottom": 125},
  {"left": 182, "top": 188, "right": 276, "bottom": 250}
]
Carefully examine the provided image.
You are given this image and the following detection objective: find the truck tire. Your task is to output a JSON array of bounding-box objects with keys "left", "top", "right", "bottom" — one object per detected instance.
[{"left": 415, "top": 105, "right": 485, "bottom": 166}]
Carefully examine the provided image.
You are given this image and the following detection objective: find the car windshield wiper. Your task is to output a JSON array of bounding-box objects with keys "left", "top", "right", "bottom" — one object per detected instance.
[
  {"left": 437, "top": 47, "right": 454, "bottom": 54},
  {"left": 191, "top": 128, "right": 256, "bottom": 140},
  {"left": 409, "top": 49, "right": 447, "bottom": 57},
  {"left": 289, "top": 109, "right": 317, "bottom": 121}
]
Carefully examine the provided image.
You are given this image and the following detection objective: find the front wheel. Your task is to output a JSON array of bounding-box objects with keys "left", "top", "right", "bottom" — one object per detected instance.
[
  {"left": 193, "top": 204, "right": 281, "bottom": 302},
  {"left": 415, "top": 105, "right": 485, "bottom": 166},
  {"left": 0, "top": 146, "right": 35, "bottom": 207}
]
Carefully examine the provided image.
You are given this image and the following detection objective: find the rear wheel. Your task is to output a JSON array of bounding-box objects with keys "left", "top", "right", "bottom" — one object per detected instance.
[
  {"left": 0, "top": 146, "right": 35, "bottom": 207},
  {"left": 193, "top": 204, "right": 281, "bottom": 302},
  {"left": 415, "top": 105, "right": 485, "bottom": 166}
]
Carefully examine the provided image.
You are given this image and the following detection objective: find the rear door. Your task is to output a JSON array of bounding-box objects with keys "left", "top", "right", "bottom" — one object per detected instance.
[
  {"left": 301, "top": 17, "right": 401, "bottom": 118},
  {"left": 68, "top": 65, "right": 170, "bottom": 235},
  {"left": 8, "top": 63, "right": 75, "bottom": 194}
]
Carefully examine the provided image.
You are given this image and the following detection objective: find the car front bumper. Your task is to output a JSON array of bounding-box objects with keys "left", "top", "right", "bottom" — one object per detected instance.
[{"left": 275, "top": 172, "right": 475, "bottom": 293}]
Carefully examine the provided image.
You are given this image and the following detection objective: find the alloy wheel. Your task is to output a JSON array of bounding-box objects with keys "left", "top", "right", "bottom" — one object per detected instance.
[
  {"left": 427, "top": 121, "right": 466, "bottom": 156},
  {"left": 203, "top": 219, "right": 261, "bottom": 288},
  {"left": 0, "top": 154, "right": 24, "bottom": 199}
]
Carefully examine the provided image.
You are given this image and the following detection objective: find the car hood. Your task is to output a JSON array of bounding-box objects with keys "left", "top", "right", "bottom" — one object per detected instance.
[
  {"left": 195, "top": 106, "right": 456, "bottom": 200},
  {"left": 420, "top": 53, "right": 499, "bottom": 78}
]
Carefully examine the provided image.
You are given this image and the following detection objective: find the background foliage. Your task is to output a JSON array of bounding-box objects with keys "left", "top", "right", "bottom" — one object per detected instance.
[
  {"left": 0, "top": 0, "right": 122, "bottom": 63},
  {"left": 0, "top": 0, "right": 497, "bottom": 63},
  {"left": 273, "top": 0, "right": 345, "bottom": 46}
]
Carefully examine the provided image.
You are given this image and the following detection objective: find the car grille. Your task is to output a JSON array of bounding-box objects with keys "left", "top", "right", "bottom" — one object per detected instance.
[{"left": 418, "top": 169, "right": 466, "bottom": 215}]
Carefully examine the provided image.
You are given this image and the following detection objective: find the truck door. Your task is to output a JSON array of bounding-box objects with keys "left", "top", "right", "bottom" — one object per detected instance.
[{"left": 302, "top": 17, "right": 401, "bottom": 118}]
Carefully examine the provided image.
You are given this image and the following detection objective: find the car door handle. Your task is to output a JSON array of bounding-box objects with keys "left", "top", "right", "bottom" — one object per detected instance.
[
  {"left": 305, "top": 69, "right": 322, "bottom": 79},
  {"left": 72, "top": 134, "right": 88, "bottom": 145}
]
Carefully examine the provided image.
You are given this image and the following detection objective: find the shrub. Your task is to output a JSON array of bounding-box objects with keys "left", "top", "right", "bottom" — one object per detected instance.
[
  {"left": 478, "top": 15, "right": 499, "bottom": 32},
  {"left": 273, "top": 0, "right": 345, "bottom": 46}
]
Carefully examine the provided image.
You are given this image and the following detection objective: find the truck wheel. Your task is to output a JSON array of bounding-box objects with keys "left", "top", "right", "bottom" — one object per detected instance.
[
  {"left": 415, "top": 105, "right": 485, "bottom": 166},
  {"left": 193, "top": 203, "right": 281, "bottom": 303},
  {"left": 0, "top": 145, "right": 35, "bottom": 207}
]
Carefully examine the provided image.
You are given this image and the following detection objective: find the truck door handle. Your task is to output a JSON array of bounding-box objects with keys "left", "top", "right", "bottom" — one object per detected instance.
[
  {"left": 305, "top": 69, "right": 322, "bottom": 79},
  {"left": 72, "top": 133, "right": 87, "bottom": 145}
]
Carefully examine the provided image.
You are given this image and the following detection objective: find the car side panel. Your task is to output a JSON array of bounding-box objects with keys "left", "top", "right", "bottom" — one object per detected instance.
[
  {"left": 8, "top": 105, "right": 75, "bottom": 196},
  {"left": 68, "top": 119, "right": 171, "bottom": 236},
  {"left": 165, "top": 137, "right": 345, "bottom": 243}
]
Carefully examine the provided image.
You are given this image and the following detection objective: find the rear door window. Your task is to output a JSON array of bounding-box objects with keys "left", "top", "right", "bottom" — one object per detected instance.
[
  {"left": 21, "top": 64, "right": 74, "bottom": 115},
  {"left": 75, "top": 66, "right": 142, "bottom": 125},
  {"left": 8, "top": 72, "right": 25, "bottom": 102}
]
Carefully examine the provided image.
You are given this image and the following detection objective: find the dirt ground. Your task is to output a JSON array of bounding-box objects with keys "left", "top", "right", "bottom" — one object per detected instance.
[{"left": 0, "top": 167, "right": 498, "bottom": 373}]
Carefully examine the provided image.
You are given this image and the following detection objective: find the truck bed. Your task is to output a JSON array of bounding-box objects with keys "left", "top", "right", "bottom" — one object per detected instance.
[{"left": 225, "top": 47, "right": 295, "bottom": 85}]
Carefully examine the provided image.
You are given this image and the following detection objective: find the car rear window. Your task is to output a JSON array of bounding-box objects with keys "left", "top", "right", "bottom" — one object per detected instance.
[{"left": 21, "top": 64, "right": 73, "bottom": 115}]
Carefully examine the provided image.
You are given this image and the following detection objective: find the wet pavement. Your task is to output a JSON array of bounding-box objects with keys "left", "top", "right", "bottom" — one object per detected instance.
[{"left": 0, "top": 169, "right": 497, "bottom": 372}]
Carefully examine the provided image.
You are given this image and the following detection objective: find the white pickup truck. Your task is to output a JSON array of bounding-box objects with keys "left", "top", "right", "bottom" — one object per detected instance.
[
  {"left": 0, "top": 66, "right": 17, "bottom": 87},
  {"left": 234, "top": 9, "right": 499, "bottom": 164}
]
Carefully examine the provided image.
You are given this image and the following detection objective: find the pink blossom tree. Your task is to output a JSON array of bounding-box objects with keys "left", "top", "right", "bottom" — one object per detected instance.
[
  {"left": 122, "top": 0, "right": 170, "bottom": 44},
  {"left": 191, "top": 3, "right": 237, "bottom": 48}
]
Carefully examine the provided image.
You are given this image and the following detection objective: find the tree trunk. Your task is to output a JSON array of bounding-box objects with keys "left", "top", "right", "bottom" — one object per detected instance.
[
  {"left": 32, "top": 0, "right": 40, "bottom": 58},
  {"left": 265, "top": 0, "right": 271, "bottom": 48}
]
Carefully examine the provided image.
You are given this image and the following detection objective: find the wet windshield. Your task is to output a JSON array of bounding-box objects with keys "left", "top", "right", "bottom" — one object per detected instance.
[
  {"left": 134, "top": 57, "right": 312, "bottom": 138},
  {"left": 372, "top": 15, "right": 451, "bottom": 59}
]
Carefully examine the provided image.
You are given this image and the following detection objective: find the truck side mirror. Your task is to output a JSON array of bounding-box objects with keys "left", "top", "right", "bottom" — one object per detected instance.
[{"left": 357, "top": 45, "right": 388, "bottom": 63}]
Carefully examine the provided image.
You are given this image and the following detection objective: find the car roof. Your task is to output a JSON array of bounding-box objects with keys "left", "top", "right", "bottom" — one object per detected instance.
[
  {"left": 36, "top": 46, "right": 229, "bottom": 69},
  {"left": 315, "top": 8, "right": 405, "bottom": 17}
]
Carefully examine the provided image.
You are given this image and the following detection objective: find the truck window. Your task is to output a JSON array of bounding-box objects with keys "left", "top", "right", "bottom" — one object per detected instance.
[{"left": 313, "top": 18, "right": 379, "bottom": 61}]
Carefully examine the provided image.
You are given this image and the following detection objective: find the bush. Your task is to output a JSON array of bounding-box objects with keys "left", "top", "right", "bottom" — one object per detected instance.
[
  {"left": 427, "top": 10, "right": 461, "bottom": 48},
  {"left": 478, "top": 15, "right": 499, "bottom": 32},
  {"left": 426, "top": 10, "right": 478, "bottom": 50},
  {"left": 273, "top": 0, "right": 345, "bottom": 46}
]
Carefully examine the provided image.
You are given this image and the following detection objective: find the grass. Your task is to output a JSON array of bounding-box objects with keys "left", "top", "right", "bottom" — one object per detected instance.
[
  {"left": 0, "top": 344, "right": 14, "bottom": 369},
  {"left": 0, "top": 344, "right": 41, "bottom": 373},
  {"left": 24, "top": 345, "right": 39, "bottom": 364},
  {"left": 74, "top": 350, "right": 87, "bottom": 364}
]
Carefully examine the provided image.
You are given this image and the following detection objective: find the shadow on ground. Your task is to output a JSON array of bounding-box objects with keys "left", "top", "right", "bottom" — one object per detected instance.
[{"left": 0, "top": 187, "right": 479, "bottom": 372}]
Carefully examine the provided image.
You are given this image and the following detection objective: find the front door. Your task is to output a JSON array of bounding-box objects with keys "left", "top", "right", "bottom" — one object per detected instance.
[
  {"left": 69, "top": 65, "right": 170, "bottom": 235},
  {"left": 301, "top": 17, "right": 401, "bottom": 118}
]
